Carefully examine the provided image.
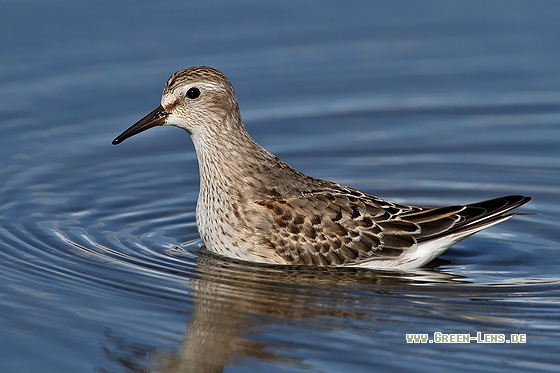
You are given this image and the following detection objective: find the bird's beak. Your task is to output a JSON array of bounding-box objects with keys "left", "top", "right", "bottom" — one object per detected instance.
[{"left": 112, "top": 105, "right": 169, "bottom": 145}]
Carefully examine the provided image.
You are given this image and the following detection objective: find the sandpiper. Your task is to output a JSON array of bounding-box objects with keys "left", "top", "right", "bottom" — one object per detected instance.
[{"left": 113, "top": 66, "right": 531, "bottom": 270}]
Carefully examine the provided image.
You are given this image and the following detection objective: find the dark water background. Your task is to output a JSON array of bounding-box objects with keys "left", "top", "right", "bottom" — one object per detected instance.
[{"left": 1, "top": 1, "right": 560, "bottom": 372}]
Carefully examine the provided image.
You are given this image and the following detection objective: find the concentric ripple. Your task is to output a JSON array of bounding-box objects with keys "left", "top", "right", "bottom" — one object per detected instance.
[{"left": 2, "top": 95, "right": 560, "bottom": 372}]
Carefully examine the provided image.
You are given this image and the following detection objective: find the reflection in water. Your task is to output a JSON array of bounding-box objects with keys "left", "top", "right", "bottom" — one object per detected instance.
[
  {"left": 94, "top": 238, "right": 560, "bottom": 373},
  {"left": 25, "top": 222, "right": 558, "bottom": 373},
  {"left": 103, "top": 250, "right": 463, "bottom": 372}
]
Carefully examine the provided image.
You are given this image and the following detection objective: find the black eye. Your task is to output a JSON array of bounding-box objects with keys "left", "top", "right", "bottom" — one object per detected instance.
[{"left": 186, "top": 87, "right": 200, "bottom": 99}]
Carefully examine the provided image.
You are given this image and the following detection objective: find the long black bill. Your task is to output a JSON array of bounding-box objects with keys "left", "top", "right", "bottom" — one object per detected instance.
[{"left": 112, "top": 105, "right": 169, "bottom": 145}]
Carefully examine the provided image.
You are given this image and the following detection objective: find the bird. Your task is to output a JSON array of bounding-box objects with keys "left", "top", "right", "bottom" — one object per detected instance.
[{"left": 112, "top": 66, "right": 531, "bottom": 270}]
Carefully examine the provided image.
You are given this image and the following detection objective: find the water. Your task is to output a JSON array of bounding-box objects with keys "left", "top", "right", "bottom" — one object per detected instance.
[{"left": 1, "top": 1, "right": 560, "bottom": 372}]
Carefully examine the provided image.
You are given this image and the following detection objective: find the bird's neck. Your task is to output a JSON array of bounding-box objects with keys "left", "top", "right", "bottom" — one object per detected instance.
[
  {"left": 189, "top": 117, "right": 279, "bottom": 252},
  {"left": 190, "top": 118, "right": 276, "bottom": 198}
]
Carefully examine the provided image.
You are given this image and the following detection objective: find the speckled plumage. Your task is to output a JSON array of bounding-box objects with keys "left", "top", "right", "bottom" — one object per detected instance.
[{"left": 113, "top": 66, "right": 531, "bottom": 270}]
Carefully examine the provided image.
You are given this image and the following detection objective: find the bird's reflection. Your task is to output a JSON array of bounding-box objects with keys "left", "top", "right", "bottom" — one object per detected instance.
[
  {"left": 152, "top": 249, "right": 463, "bottom": 372},
  {"left": 104, "top": 249, "right": 463, "bottom": 372}
]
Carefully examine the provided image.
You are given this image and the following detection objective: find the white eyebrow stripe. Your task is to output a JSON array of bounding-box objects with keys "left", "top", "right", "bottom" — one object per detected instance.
[
  {"left": 176, "top": 82, "right": 221, "bottom": 95},
  {"left": 161, "top": 82, "right": 223, "bottom": 108}
]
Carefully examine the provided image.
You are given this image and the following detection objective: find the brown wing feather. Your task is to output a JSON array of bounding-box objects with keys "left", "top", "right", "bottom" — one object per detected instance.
[
  {"left": 257, "top": 190, "right": 531, "bottom": 266},
  {"left": 256, "top": 188, "right": 422, "bottom": 265},
  {"left": 410, "top": 195, "right": 532, "bottom": 242}
]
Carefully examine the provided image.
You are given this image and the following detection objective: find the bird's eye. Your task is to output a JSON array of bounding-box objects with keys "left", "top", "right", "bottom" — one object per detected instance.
[{"left": 186, "top": 87, "right": 201, "bottom": 99}]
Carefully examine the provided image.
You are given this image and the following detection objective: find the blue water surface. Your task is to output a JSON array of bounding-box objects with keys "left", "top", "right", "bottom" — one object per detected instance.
[{"left": 1, "top": 1, "right": 560, "bottom": 372}]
